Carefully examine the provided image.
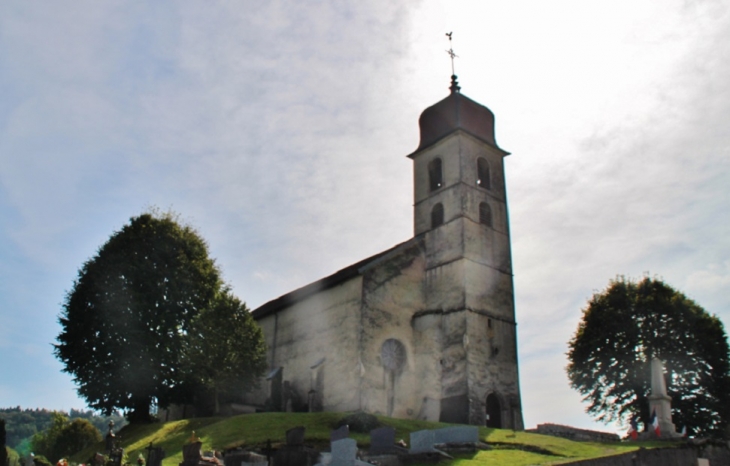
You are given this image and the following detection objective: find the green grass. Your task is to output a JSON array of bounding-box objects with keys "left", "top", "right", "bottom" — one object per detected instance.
[{"left": 67, "top": 413, "right": 675, "bottom": 466}]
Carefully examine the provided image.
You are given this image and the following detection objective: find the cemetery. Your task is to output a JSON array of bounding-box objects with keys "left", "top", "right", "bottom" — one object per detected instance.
[
  {"left": 40, "top": 411, "right": 725, "bottom": 466},
  {"left": 11, "top": 312, "right": 723, "bottom": 465}
]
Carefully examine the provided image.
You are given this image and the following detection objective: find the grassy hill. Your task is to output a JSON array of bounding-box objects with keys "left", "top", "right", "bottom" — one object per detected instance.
[{"left": 68, "top": 413, "right": 669, "bottom": 466}]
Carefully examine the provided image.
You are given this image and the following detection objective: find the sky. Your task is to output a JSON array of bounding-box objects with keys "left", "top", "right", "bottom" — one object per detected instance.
[{"left": 1, "top": 0, "right": 728, "bottom": 435}]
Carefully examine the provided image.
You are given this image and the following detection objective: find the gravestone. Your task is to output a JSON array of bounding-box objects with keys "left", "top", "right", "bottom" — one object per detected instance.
[
  {"left": 105, "top": 421, "right": 116, "bottom": 452},
  {"left": 368, "top": 427, "right": 407, "bottom": 455},
  {"left": 329, "top": 439, "right": 371, "bottom": 466},
  {"left": 110, "top": 447, "right": 124, "bottom": 466},
  {"left": 409, "top": 430, "right": 436, "bottom": 454},
  {"left": 145, "top": 445, "right": 165, "bottom": 466},
  {"left": 105, "top": 434, "right": 115, "bottom": 454},
  {"left": 330, "top": 425, "right": 350, "bottom": 442},
  {"left": 179, "top": 442, "right": 202, "bottom": 466},
  {"left": 331, "top": 438, "right": 358, "bottom": 466},
  {"left": 272, "top": 426, "right": 318, "bottom": 466},
  {"left": 433, "top": 426, "right": 479, "bottom": 445},
  {"left": 286, "top": 426, "right": 305, "bottom": 446},
  {"left": 272, "top": 448, "right": 313, "bottom": 466}
]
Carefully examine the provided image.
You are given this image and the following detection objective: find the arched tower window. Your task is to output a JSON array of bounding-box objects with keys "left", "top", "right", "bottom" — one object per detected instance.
[
  {"left": 431, "top": 203, "right": 444, "bottom": 229},
  {"left": 428, "top": 158, "right": 443, "bottom": 192},
  {"left": 477, "top": 157, "right": 491, "bottom": 190},
  {"left": 479, "top": 202, "right": 492, "bottom": 228}
]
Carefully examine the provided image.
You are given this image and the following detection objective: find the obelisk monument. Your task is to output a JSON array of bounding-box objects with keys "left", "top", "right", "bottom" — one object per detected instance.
[{"left": 647, "top": 357, "right": 681, "bottom": 438}]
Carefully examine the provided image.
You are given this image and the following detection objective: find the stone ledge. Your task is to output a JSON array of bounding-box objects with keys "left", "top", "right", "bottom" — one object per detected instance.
[{"left": 526, "top": 423, "right": 620, "bottom": 443}]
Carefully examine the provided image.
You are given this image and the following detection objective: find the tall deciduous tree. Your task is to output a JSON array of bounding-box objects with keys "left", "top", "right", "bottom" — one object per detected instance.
[
  {"left": 567, "top": 276, "right": 730, "bottom": 438},
  {"left": 182, "top": 289, "right": 267, "bottom": 414},
  {"left": 55, "top": 212, "right": 222, "bottom": 422}
]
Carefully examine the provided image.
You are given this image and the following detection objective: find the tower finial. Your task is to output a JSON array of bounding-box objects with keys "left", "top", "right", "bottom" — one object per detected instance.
[
  {"left": 450, "top": 74, "right": 461, "bottom": 94},
  {"left": 445, "top": 32, "right": 460, "bottom": 93}
]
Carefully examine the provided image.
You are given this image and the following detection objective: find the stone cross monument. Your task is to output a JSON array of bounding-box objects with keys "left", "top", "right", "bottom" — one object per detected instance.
[{"left": 648, "top": 357, "right": 681, "bottom": 438}]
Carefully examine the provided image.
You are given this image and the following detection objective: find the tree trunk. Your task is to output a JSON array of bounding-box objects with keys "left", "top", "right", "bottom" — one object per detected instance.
[
  {"left": 128, "top": 398, "right": 152, "bottom": 423},
  {"left": 214, "top": 387, "right": 220, "bottom": 415}
]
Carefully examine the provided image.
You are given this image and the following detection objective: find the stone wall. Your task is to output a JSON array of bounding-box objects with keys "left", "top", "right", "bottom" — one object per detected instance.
[
  {"left": 244, "top": 276, "right": 364, "bottom": 412},
  {"left": 527, "top": 424, "right": 620, "bottom": 443},
  {"left": 359, "top": 239, "right": 433, "bottom": 419},
  {"left": 562, "top": 448, "right": 694, "bottom": 466},
  {"left": 561, "top": 445, "right": 730, "bottom": 466}
]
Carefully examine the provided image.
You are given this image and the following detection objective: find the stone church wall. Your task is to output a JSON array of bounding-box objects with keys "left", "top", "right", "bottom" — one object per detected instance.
[
  {"left": 358, "top": 239, "right": 439, "bottom": 420},
  {"left": 438, "top": 310, "right": 469, "bottom": 423},
  {"left": 245, "top": 276, "right": 364, "bottom": 412},
  {"left": 463, "top": 220, "right": 511, "bottom": 274},
  {"left": 463, "top": 260, "right": 514, "bottom": 320},
  {"left": 466, "top": 310, "right": 522, "bottom": 428}
]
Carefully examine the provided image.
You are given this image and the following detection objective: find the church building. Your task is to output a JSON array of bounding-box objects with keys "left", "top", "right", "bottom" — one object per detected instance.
[{"left": 244, "top": 76, "right": 524, "bottom": 429}]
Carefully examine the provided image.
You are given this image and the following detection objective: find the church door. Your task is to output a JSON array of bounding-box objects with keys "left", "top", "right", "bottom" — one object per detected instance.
[{"left": 486, "top": 393, "right": 502, "bottom": 428}]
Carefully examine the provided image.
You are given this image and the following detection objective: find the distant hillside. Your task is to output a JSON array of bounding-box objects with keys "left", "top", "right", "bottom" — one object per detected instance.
[{"left": 0, "top": 407, "right": 125, "bottom": 451}]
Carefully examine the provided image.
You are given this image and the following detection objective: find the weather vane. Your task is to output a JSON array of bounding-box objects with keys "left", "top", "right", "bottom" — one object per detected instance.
[
  {"left": 445, "top": 32, "right": 458, "bottom": 76},
  {"left": 445, "top": 32, "right": 460, "bottom": 93}
]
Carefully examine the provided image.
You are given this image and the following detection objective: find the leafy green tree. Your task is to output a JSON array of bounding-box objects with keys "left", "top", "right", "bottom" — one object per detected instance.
[
  {"left": 30, "top": 415, "right": 100, "bottom": 461},
  {"left": 52, "top": 419, "right": 101, "bottom": 460},
  {"left": 30, "top": 413, "right": 66, "bottom": 460},
  {"left": 55, "top": 211, "right": 222, "bottom": 422},
  {"left": 0, "top": 408, "right": 120, "bottom": 451},
  {"left": 567, "top": 276, "right": 730, "bottom": 438},
  {"left": 66, "top": 409, "right": 124, "bottom": 438},
  {"left": 182, "top": 289, "right": 267, "bottom": 414}
]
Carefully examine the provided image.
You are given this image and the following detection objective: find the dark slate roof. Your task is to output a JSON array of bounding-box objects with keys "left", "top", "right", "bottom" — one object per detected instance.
[
  {"left": 409, "top": 89, "right": 506, "bottom": 157},
  {"left": 251, "top": 239, "right": 412, "bottom": 320}
]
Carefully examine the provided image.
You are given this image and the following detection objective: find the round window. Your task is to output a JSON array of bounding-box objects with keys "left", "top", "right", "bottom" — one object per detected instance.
[{"left": 380, "top": 338, "right": 406, "bottom": 372}]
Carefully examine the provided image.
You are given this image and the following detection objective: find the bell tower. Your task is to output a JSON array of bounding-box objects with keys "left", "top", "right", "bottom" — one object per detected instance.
[{"left": 408, "top": 76, "right": 523, "bottom": 428}]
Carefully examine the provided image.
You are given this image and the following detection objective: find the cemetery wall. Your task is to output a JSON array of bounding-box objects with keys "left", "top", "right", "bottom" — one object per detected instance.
[
  {"left": 526, "top": 424, "right": 619, "bottom": 443},
  {"left": 562, "top": 447, "right": 696, "bottom": 466},
  {"left": 561, "top": 443, "right": 729, "bottom": 466}
]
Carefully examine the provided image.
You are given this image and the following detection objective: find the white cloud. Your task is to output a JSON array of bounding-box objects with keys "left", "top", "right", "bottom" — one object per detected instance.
[{"left": 687, "top": 262, "right": 730, "bottom": 289}]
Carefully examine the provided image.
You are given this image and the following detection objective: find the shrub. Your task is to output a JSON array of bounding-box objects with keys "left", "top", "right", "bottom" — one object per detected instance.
[{"left": 335, "top": 412, "right": 380, "bottom": 433}]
